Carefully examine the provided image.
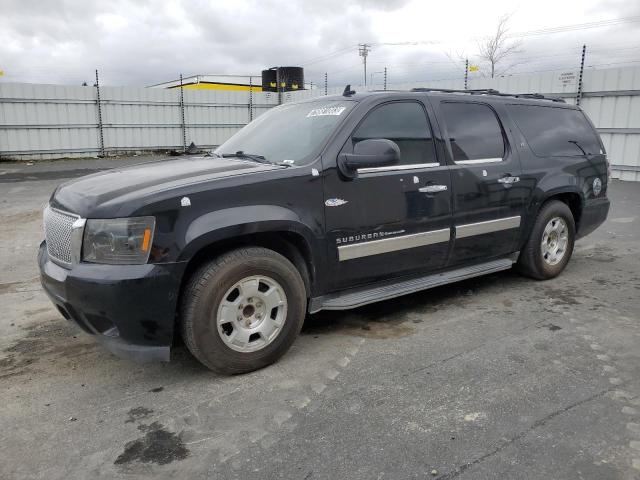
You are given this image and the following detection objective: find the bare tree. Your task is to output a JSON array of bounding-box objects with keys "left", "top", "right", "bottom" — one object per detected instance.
[
  {"left": 477, "top": 14, "right": 523, "bottom": 78},
  {"left": 444, "top": 49, "right": 468, "bottom": 72}
]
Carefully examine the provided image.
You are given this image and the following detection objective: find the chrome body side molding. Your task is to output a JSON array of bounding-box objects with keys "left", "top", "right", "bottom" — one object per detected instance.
[
  {"left": 455, "top": 216, "right": 521, "bottom": 239},
  {"left": 338, "top": 228, "right": 450, "bottom": 261}
]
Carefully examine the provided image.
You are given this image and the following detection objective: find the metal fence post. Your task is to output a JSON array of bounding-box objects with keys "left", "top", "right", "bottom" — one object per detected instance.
[
  {"left": 577, "top": 45, "right": 586, "bottom": 106},
  {"left": 324, "top": 73, "right": 328, "bottom": 95},
  {"left": 249, "top": 77, "right": 253, "bottom": 122},
  {"left": 464, "top": 59, "right": 469, "bottom": 90},
  {"left": 384, "top": 67, "right": 387, "bottom": 90},
  {"left": 95, "top": 69, "right": 105, "bottom": 157},
  {"left": 179, "top": 73, "right": 187, "bottom": 152},
  {"left": 276, "top": 67, "right": 282, "bottom": 105}
]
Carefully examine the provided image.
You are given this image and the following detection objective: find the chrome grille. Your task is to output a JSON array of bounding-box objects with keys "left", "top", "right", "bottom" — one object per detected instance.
[{"left": 43, "top": 206, "right": 79, "bottom": 265}]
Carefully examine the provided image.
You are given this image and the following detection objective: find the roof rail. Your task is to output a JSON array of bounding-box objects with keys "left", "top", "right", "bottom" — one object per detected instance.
[
  {"left": 515, "top": 93, "right": 565, "bottom": 102},
  {"left": 411, "top": 88, "right": 500, "bottom": 94},
  {"left": 409, "top": 87, "right": 565, "bottom": 103}
]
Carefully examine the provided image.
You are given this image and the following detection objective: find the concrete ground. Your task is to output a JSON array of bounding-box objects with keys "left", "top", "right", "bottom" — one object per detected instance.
[{"left": 1, "top": 157, "right": 639, "bottom": 480}]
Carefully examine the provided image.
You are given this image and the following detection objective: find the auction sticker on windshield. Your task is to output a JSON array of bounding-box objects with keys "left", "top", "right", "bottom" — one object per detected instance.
[{"left": 307, "top": 105, "right": 347, "bottom": 117}]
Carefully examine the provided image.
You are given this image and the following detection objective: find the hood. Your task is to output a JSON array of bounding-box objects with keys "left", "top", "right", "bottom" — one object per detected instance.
[{"left": 52, "top": 156, "right": 281, "bottom": 216}]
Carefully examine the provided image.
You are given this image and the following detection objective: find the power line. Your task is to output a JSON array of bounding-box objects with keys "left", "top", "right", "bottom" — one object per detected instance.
[
  {"left": 509, "top": 16, "right": 640, "bottom": 38},
  {"left": 299, "top": 45, "right": 358, "bottom": 66},
  {"left": 371, "top": 41, "right": 440, "bottom": 47},
  {"left": 359, "top": 16, "right": 640, "bottom": 56}
]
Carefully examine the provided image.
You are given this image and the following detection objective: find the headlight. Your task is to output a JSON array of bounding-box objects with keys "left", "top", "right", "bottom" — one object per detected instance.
[{"left": 82, "top": 217, "right": 155, "bottom": 265}]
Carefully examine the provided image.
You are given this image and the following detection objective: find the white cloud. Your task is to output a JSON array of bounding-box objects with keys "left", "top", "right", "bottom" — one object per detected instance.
[{"left": 0, "top": 0, "right": 638, "bottom": 87}]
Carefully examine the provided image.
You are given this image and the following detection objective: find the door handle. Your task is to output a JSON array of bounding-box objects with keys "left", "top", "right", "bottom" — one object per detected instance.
[
  {"left": 498, "top": 176, "right": 520, "bottom": 184},
  {"left": 419, "top": 185, "right": 448, "bottom": 193}
]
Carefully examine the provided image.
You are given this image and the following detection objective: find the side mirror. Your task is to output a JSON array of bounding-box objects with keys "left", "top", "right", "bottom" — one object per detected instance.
[{"left": 338, "top": 139, "right": 400, "bottom": 178}]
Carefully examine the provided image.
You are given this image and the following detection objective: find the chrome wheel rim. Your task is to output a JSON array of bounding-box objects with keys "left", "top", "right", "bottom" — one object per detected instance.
[
  {"left": 216, "top": 275, "right": 287, "bottom": 353},
  {"left": 541, "top": 217, "right": 569, "bottom": 266}
]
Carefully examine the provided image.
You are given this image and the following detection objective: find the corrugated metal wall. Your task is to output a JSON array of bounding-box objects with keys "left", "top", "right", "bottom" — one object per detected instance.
[
  {"left": 0, "top": 83, "right": 278, "bottom": 160},
  {"left": 1, "top": 66, "right": 639, "bottom": 181}
]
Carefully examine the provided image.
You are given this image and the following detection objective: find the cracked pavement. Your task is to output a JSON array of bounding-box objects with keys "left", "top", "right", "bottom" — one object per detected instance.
[{"left": 1, "top": 157, "right": 639, "bottom": 479}]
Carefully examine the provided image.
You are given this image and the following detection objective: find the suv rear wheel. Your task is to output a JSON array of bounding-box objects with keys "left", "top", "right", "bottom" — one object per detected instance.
[
  {"left": 181, "top": 247, "right": 307, "bottom": 374},
  {"left": 517, "top": 200, "right": 576, "bottom": 280}
]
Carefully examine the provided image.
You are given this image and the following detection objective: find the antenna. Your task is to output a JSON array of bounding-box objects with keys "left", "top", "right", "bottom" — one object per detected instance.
[{"left": 343, "top": 84, "right": 356, "bottom": 96}]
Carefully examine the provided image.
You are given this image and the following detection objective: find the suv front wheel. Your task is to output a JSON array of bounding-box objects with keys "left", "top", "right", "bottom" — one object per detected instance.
[
  {"left": 180, "top": 247, "right": 307, "bottom": 374},
  {"left": 517, "top": 200, "right": 576, "bottom": 280}
]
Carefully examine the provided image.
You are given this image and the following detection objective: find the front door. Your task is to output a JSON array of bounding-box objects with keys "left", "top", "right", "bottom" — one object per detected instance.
[
  {"left": 433, "top": 100, "right": 526, "bottom": 265},
  {"left": 322, "top": 99, "right": 452, "bottom": 291}
]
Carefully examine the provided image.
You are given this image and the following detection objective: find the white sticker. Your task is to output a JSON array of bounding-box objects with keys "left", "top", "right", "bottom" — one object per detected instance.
[{"left": 307, "top": 105, "right": 346, "bottom": 118}]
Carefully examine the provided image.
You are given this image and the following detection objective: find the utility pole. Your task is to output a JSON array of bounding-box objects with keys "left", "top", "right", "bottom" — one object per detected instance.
[
  {"left": 384, "top": 67, "right": 387, "bottom": 91},
  {"left": 324, "top": 72, "right": 328, "bottom": 95},
  {"left": 359, "top": 43, "right": 371, "bottom": 86},
  {"left": 576, "top": 44, "right": 586, "bottom": 106}
]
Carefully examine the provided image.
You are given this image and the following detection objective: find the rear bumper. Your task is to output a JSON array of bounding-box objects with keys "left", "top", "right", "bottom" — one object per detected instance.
[
  {"left": 577, "top": 197, "right": 610, "bottom": 239},
  {"left": 38, "top": 241, "right": 187, "bottom": 362}
]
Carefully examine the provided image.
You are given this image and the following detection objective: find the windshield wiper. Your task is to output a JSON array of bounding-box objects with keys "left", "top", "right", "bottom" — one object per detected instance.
[
  {"left": 220, "top": 151, "right": 270, "bottom": 164},
  {"left": 568, "top": 140, "right": 589, "bottom": 156},
  {"left": 219, "top": 151, "right": 293, "bottom": 167}
]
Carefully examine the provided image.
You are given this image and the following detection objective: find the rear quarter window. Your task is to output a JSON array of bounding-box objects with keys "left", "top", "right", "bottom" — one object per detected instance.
[{"left": 507, "top": 104, "right": 601, "bottom": 157}]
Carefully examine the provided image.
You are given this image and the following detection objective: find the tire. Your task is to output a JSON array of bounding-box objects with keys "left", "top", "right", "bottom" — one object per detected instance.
[
  {"left": 180, "top": 247, "right": 307, "bottom": 374},
  {"left": 517, "top": 200, "right": 576, "bottom": 280}
]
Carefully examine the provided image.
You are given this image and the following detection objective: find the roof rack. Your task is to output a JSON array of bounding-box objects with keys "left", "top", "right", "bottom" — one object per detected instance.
[{"left": 409, "top": 87, "right": 565, "bottom": 103}]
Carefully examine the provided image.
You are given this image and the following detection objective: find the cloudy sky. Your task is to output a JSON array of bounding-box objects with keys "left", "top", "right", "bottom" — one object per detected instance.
[{"left": 1, "top": 0, "right": 640, "bottom": 87}]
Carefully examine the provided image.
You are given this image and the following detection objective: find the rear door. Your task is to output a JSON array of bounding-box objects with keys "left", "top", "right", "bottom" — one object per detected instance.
[
  {"left": 322, "top": 99, "right": 453, "bottom": 290},
  {"left": 434, "top": 100, "right": 526, "bottom": 265}
]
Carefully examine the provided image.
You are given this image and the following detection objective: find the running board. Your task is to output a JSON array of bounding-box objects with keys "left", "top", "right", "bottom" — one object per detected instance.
[{"left": 310, "top": 258, "right": 515, "bottom": 312}]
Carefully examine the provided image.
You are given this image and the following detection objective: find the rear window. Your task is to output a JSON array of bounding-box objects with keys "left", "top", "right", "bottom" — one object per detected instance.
[
  {"left": 508, "top": 105, "right": 601, "bottom": 157},
  {"left": 440, "top": 102, "right": 505, "bottom": 162}
]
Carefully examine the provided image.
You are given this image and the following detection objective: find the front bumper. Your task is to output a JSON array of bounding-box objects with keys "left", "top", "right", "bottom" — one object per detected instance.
[
  {"left": 38, "top": 242, "right": 187, "bottom": 362},
  {"left": 577, "top": 197, "right": 610, "bottom": 239}
]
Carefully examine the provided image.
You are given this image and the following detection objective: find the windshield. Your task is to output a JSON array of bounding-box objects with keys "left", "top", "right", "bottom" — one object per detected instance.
[{"left": 215, "top": 100, "right": 355, "bottom": 165}]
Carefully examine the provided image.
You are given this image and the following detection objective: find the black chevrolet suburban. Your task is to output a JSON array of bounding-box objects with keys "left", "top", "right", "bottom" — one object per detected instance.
[{"left": 39, "top": 87, "right": 610, "bottom": 374}]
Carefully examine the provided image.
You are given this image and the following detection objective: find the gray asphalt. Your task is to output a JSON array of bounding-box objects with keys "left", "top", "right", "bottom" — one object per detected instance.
[{"left": 1, "top": 157, "right": 639, "bottom": 480}]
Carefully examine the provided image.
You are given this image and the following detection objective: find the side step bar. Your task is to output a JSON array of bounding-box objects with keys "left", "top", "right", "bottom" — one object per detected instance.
[{"left": 310, "top": 258, "right": 515, "bottom": 313}]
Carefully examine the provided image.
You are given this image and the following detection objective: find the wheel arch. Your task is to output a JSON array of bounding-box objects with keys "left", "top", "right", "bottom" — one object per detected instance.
[
  {"left": 181, "top": 229, "right": 315, "bottom": 297},
  {"left": 537, "top": 189, "right": 584, "bottom": 229},
  {"left": 177, "top": 204, "right": 321, "bottom": 294},
  {"left": 520, "top": 187, "right": 584, "bottom": 249}
]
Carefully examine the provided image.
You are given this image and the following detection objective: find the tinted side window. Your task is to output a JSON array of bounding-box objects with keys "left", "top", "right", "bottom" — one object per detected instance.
[
  {"left": 353, "top": 102, "right": 436, "bottom": 165},
  {"left": 440, "top": 102, "right": 505, "bottom": 161},
  {"left": 508, "top": 104, "right": 601, "bottom": 156}
]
